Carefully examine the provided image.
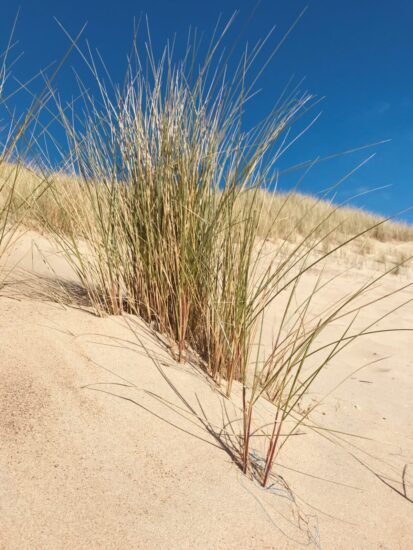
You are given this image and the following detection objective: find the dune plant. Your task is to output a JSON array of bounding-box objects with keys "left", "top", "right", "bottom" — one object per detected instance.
[
  {"left": 39, "top": 21, "right": 412, "bottom": 487},
  {"left": 46, "top": 20, "right": 316, "bottom": 355},
  {"left": 0, "top": 26, "right": 16, "bottom": 269},
  {"left": 0, "top": 21, "right": 28, "bottom": 279},
  {"left": 0, "top": 14, "right": 87, "bottom": 287}
]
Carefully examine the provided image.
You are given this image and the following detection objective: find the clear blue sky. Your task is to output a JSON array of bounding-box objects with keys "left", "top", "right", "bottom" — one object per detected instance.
[{"left": 2, "top": 1, "right": 413, "bottom": 222}]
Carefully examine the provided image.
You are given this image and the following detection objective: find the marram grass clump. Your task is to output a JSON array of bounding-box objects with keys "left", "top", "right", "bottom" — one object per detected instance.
[{"left": 4, "top": 22, "right": 411, "bottom": 486}]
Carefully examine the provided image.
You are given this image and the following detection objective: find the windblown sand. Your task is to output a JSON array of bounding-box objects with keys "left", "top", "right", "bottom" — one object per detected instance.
[{"left": 0, "top": 232, "right": 412, "bottom": 549}]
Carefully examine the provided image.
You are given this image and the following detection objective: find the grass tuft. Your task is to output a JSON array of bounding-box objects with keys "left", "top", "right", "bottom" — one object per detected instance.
[{"left": 2, "top": 20, "right": 412, "bottom": 487}]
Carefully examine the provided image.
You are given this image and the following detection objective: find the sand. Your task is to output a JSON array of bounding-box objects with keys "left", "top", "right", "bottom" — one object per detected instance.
[{"left": 0, "top": 232, "right": 412, "bottom": 549}]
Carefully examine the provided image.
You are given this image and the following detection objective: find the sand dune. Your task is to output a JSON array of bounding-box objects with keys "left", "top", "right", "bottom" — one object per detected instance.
[{"left": 1, "top": 232, "right": 412, "bottom": 549}]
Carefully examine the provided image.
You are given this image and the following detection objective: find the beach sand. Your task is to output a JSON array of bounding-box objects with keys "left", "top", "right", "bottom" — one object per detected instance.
[{"left": 1, "top": 232, "right": 412, "bottom": 549}]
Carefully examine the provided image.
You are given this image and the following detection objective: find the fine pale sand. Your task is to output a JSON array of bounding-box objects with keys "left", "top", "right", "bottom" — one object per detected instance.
[{"left": 1, "top": 232, "right": 412, "bottom": 549}]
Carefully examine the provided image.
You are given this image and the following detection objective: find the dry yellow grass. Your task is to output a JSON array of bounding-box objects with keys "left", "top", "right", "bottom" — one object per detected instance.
[
  {"left": 2, "top": 161, "right": 412, "bottom": 271},
  {"left": 254, "top": 189, "right": 413, "bottom": 242}
]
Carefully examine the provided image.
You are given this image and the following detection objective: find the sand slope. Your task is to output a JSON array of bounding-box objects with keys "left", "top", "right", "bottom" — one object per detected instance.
[{"left": 0, "top": 233, "right": 412, "bottom": 549}]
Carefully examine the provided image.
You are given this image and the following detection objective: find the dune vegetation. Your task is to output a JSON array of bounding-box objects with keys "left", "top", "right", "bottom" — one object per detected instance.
[
  {"left": 4, "top": 162, "right": 413, "bottom": 249},
  {"left": 0, "top": 49, "right": 16, "bottom": 269},
  {"left": 1, "top": 20, "right": 412, "bottom": 488},
  {"left": 0, "top": 49, "right": 36, "bottom": 280}
]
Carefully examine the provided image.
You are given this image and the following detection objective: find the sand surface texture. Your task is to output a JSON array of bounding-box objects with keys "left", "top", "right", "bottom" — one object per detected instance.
[{"left": 1, "top": 232, "right": 412, "bottom": 549}]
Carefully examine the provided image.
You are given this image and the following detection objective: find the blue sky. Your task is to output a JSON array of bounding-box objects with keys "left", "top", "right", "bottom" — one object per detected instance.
[{"left": 2, "top": 0, "right": 413, "bottom": 222}]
